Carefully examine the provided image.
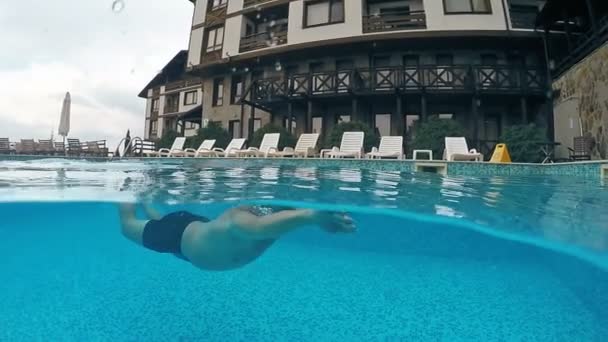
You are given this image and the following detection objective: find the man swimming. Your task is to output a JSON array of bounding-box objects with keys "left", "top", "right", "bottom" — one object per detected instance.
[{"left": 119, "top": 204, "right": 355, "bottom": 271}]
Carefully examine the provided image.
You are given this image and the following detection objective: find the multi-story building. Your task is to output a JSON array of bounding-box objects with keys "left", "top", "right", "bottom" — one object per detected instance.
[
  {"left": 139, "top": 51, "right": 204, "bottom": 140},
  {"left": 145, "top": 0, "right": 552, "bottom": 155},
  {"left": 537, "top": 0, "right": 608, "bottom": 159}
]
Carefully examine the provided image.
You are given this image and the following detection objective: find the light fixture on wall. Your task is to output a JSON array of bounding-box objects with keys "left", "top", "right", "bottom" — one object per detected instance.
[{"left": 274, "top": 61, "right": 282, "bottom": 72}]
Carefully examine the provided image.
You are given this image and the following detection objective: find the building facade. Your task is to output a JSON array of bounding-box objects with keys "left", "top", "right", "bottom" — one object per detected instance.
[
  {"left": 139, "top": 51, "right": 204, "bottom": 140},
  {"left": 147, "top": 0, "right": 552, "bottom": 155},
  {"left": 537, "top": 0, "right": 608, "bottom": 160}
]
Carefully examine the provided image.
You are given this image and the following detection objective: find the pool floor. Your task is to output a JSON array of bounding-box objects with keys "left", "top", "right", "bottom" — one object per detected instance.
[{"left": 1, "top": 202, "right": 606, "bottom": 341}]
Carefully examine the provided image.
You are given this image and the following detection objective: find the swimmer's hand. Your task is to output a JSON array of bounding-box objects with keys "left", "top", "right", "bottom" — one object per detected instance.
[{"left": 314, "top": 211, "right": 356, "bottom": 233}]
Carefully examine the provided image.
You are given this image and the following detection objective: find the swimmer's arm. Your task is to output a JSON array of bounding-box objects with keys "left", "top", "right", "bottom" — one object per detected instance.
[
  {"left": 225, "top": 208, "right": 355, "bottom": 240},
  {"left": 142, "top": 204, "right": 162, "bottom": 220}
]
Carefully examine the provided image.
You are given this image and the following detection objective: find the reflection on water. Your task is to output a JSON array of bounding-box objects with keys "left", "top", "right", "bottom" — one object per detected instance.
[{"left": 0, "top": 158, "right": 607, "bottom": 258}]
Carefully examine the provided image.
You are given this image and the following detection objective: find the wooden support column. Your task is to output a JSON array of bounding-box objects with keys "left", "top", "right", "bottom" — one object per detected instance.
[
  {"left": 520, "top": 96, "right": 528, "bottom": 124},
  {"left": 472, "top": 95, "right": 479, "bottom": 148},
  {"left": 421, "top": 93, "right": 428, "bottom": 121},
  {"left": 249, "top": 105, "right": 256, "bottom": 138},
  {"left": 287, "top": 102, "right": 294, "bottom": 133},
  {"left": 240, "top": 103, "right": 245, "bottom": 138},
  {"left": 306, "top": 100, "right": 313, "bottom": 133},
  {"left": 393, "top": 95, "right": 404, "bottom": 136},
  {"left": 351, "top": 97, "right": 358, "bottom": 122},
  {"left": 585, "top": 0, "right": 598, "bottom": 31},
  {"left": 563, "top": 9, "right": 573, "bottom": 52}
]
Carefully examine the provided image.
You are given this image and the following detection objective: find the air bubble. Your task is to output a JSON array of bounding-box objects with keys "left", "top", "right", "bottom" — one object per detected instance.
[{"left": 112, "top": 0, "right": 125, "bottom": 13}]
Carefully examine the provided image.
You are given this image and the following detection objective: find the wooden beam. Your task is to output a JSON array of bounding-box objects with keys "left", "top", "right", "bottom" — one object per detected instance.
[
  {"left": 421, "top": 93, "right": 428, "bottom": 121},
  {"left": 288, "top": 102, "right": 294, "bottom": 133},
  {"left": 240, "top": 102, "right": 245, "bottom": 138},
  {"left": 306, "top": 100, "right": 313, "bottom": 133},
  {"left": 249, "top": 105, "right": 255, "bottom": 138},
  {"left": 472, "top": 96, "right": 479, "bottom": 148},
  {"left": 585, "top": 0, "right": 598, "bottom": 31},
  {"left": 393, "top": 95, "right": 404, "bottom": 136},
  {"left": 520, "top": 96, "right": 528, "bottom": 124},
  {"left": 351, "top": 97, "right": 358, "bottom": 122}
]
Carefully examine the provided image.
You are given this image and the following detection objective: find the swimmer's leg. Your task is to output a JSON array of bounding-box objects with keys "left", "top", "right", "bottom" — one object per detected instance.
[
  {"left": 118, "top": 203, "right": 148, "bottom": 245},
  {"left": 224, "top": 207, "right": 355, "bottom": 240}
]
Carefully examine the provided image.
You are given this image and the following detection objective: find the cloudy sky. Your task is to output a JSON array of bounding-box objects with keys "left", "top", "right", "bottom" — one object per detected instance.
[{"left": 0, "top": 0, "right": 193, "bottom": 146}]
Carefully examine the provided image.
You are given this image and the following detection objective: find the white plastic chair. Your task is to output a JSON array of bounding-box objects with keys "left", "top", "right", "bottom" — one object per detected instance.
[
  {"left": 269, "top": 133, "right": 319, "bottom": 158},
  {"left": 325, "top": 132, "right": 364, "bottom": 159},
  {"left": 366, "top": 136, "right": 404, "bottom": 159},
  {"left": 443, "top": 137, "right": 483, "bottom": 161},
  {"left": 181, "top": 139, "right": 216, "bottom": 157},
  {"left": 212, "top": 138, "right": 246, "bottom": 157},
  {"left": 149, "top": 137, "right": 186, "bottom": 157},
  {"left": 235, "top": 133, "right": 280, "bottom": 158}
]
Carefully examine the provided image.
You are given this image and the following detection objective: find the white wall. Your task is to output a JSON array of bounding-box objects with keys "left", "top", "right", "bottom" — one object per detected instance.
[
  {"left": 188, "top": 28, "right": 205, "bottom": 66},
  {"left": 193, "top": 0, "right": 208, "bottom": 26},
  {"left": 424, "top": 0, "right": 507, "bottom": 31},
  {"left": 287, "top": 0, "right": 363, "bottom": 45},
  {"left": 157, "top": 86, "right": 166, "bottom": 137},
  {"left": 227, "top": 0, "right": 244, "bottom": 14},
  {"left": 223, "top": 16, "right": 243, "bottom": 58}
]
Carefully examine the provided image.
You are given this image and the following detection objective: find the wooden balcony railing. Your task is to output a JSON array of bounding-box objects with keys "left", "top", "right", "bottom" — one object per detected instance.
[
  {"left": 239, "top": 24, "right": 288, "bottom": 52},
  {"left": 244, "top": 0, "right": 276, "bottom": 8},
  {"left": 363, "top": 10, "right": 426, "bottom": 33},
  {"left": 252, "top": 65, "right": 547, "bottom": 102},
  {"left": 165, "top": 78, "right": 202, "bottom": 91}
]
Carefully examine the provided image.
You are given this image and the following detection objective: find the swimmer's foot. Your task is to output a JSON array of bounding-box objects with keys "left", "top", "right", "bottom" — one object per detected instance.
[{"left": 315, "top": 211, "right": 356, "bottom": 234}]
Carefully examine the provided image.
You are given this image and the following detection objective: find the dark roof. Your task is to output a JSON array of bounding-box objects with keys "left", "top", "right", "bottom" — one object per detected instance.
[
  {"left": 180, "top": 105, "right": 203, "bottom": 122},
  {"left": 138, "top": 50, "right": 189, "bottom": 98},
  {"left": 537, "top": 0, "right": 608, "bottom": 28}
]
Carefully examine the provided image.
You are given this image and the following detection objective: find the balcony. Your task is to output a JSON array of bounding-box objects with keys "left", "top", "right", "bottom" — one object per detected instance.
[
  {"left": 239, "top": 23, "right": 288, "bottom": 52},
  {"left": 252, "top": 65, "right": 546, "bottom": 102},
  {"left": 243, "top": 0, "right": 276, "bottom": 8},
  {"left": 363, "top": 10, "right": 427, "bottom": 33}
]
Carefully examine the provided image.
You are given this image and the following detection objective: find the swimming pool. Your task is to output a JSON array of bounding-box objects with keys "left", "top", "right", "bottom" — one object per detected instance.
[{"left": 1, "top": 158, "right": 607, "bottom": 340}]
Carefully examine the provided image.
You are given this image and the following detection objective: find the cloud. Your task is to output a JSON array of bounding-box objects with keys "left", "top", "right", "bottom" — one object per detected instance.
[{"left": 0, "top": 0, "right": 193, "bottom": 147}]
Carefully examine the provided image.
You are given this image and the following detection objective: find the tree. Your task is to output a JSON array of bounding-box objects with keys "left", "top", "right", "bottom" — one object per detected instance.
[
  {"left": 186, "top": 121, "right": 232, "bottom": 149},
  {"left": 499, "top": 124, "right": 545, "bottom": 163},
  {"left": 155, "top": 130, "right": 180, "bottom": 149},
  {"left": 411, "top": 117, "right": 466, "bottom": 158},
  {"left": 250, "top": 124, "right": 297, "bottom": 150}
]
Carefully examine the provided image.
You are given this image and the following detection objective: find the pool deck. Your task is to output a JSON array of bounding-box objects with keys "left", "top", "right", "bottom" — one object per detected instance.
[{"left": 2, "top": 155, "right": 607, "bottom": 179}]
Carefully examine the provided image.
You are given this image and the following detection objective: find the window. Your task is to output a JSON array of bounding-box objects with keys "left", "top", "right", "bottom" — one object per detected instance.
[
  {"left": 229, "top": 120, "right": 241, "bottom": 138},
  {"left": 164, "top": 94, "right": 179, "bottom": 113},
  {"left": 405, "top": 114, "right": 419, "bottom": 135},
  {"left": 209, "top": 0, "right": 227, "bottom": 11},
  {"left": 339, "top": 115, "right": 351, "bottom": 123},
  {"left": 205, "top": 26, "right": 224, "bottom": 53},
  {"left": 185, "top": 122, "right": 200, "bottom": 130},
  {"left": 230, "top": 75, "right": 243, "bottom": 104},
  {"left": 150, "top": 120, "right": 158, "bottom": 135},
  {"left": 151, "top": 98, "right": 159, "bottom": 111},
  {"left": 375, "top": 114, "right": 391, "bottom": 136},
  {"left": 184, "top": 91, "right": 197, "bottom": 105},
  {"left": 304, "top": 0, "right": 344, "bottom": 28},
  {"left": 212, "top": 78, "right": 224, "bottom": 107},
  {"left": 444, "top": 0, "right": 492, "bottom": 14},
  {"left": 312, "top": 117, "right": 323, "bottom": 134}
]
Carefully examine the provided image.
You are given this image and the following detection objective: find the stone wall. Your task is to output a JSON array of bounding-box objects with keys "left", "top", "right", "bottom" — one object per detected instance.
[{"left": 553, "top": 42, "right": 608, "bottom": 159}]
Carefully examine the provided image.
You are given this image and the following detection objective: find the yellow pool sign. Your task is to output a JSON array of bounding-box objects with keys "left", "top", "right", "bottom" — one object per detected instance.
[{"left": 490, "top": 144, "right": 512, "bottom": 163}]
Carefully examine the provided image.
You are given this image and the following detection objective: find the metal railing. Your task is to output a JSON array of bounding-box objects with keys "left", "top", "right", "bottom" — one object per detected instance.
[
  {"left": 239, "top": 24, "right": 288, "bottom": 52},
  {"left": 363, "top": 10, "right": 427, "bottom": 33}
]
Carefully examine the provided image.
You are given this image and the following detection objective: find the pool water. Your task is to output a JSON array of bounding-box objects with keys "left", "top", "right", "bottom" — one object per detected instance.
[{"left": 1, "top": 159, "right": 607, "bottom": 341}]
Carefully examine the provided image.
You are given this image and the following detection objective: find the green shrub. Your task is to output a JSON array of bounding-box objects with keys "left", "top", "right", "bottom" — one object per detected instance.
[
  {"left": 411, "top": 117, "right": 466, "bottom": 157},
  {"left": 186, "top": 121, "right": 232, "bottom": 149},
  {"left": 499, "top": 124, "right": 546, "bottom": 163},
  {"left": 324, "top": 121, "right": 379, "bottom": 152},
  {"left": 250, "top": 124, "right": 297, "bottom": 150},
  {"left": 155, "top": 130, "right": 180, "bottom": 149}
]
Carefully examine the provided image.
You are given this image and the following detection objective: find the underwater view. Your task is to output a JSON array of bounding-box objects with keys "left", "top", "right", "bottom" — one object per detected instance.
[{"left": 1, "top": 159, "right": 607, "bottom": 341}]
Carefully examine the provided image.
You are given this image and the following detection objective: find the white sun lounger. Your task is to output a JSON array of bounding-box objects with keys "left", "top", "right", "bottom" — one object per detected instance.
[
  {"left": 181, "top": 139, "right": 216, "bottom": 157},
  {"left": 366, "top": 136, "right": 404, "bottom": 159},
  {"left": 212, "top": 138, "right": 246, "bottom": 157},
  {"left": 144, "top": 137, "right": 186, "bottom": 157},
  {"left": 443, "top": 137, "right": 483, "bottom": 161},
  {"left": 325, "top": 132, "right": 364, "bottom": 159},
  {"left": 268, "top": 133, "right": 319, "bottom": 158},
  {"left": 235, "top": 133, "right": 280, "bottom": 158}
]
